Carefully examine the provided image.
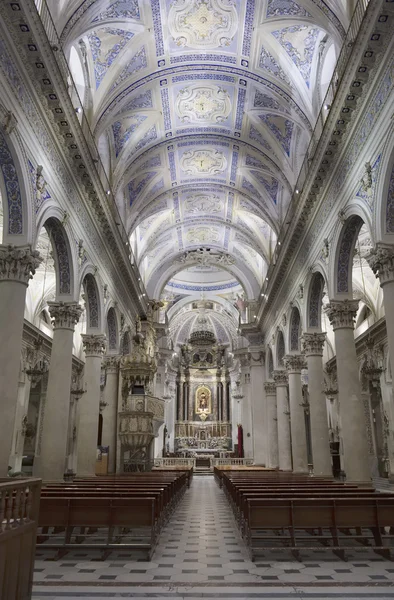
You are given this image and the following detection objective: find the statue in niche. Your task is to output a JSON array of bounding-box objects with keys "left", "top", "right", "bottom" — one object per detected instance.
[{"left": 195, "top": 386, "right": 211, "bottom": 417}]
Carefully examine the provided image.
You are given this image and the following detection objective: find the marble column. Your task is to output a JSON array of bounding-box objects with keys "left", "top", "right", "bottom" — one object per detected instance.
[
  {"left": 264, "top": 381, "right": 279, "bottom": 468},
  {"left": 101, "top": 356, "right": 119, "bottom": 473},
  {"left": 0, "top": 245, "right": 42, "bottom": 476},
  {"left": 35, "top": 302, "right": 83, "bottom": 480},
  {"left": 273, "top": 370, "right": 292, "bottom": 471},
  {"left": 284, "top": 355, "right": 309, "bottom": 473},
  {"left": 77, "top": 334, "right": 106, "bottom": 476},
  {"left": 326, "top": 300, "right": 370, "bottom": 482},
  {"left": 302, "top": 333, "right": 332, "bottom": 476},
  {"left": 250, "top": 350, "right": 266, "bottom": 466}
]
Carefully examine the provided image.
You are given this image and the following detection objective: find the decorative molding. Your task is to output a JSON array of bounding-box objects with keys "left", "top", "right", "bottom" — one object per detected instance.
[
  {"left": 0, "top": 245, "right": 42, "bottom": 284},
  {"left": 103, "top": 355, "right": 120, "bottom": 374},
  {"left": 325, "top": 299, "right": 359, "bottom": 331},
  {"left": 48, "top": 302, "right": 83, "bottom": 331},
  {"left": 284, "top": 354, "right": 306, "bottom": 373},
  {"left": 264, "top": 380, "right": 276, "bottom": 395},
  {"left": 273, "top": 369, "right": 288, "bottom": 386},
  {"left": 302, "top": 332, "right": 326, "bottom": 356},
  {"left": 367, "top": 243, "right": 394, "bottom": 286},
  {"left": 82, "top": 333, "right": 107, "bottom": 357}
]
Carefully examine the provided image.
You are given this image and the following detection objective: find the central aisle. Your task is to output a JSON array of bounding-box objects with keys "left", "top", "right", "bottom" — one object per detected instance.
[{"left": 33, "top": 476, "right": 394, "bottom": 599}]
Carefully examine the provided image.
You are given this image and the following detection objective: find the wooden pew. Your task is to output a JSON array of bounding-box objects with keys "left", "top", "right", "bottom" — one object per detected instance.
[
  {"left": 37, "top": 471, "right": 188, "bottom": 560},
  {"left": 216, "top": 468, "right": 394, "bottom": 561}
]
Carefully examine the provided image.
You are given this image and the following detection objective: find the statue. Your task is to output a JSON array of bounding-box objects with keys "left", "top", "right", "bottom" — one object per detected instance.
[{"left": 196, "top": 386, "right": 211, "bottom": 416}]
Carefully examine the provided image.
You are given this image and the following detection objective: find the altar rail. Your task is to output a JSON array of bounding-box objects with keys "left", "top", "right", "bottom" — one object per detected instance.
[
  {"left": 0, "top": 477, "right": 41, "bottom": 599},
  {"left": 154, "top": 458, "right": 196, "bottom": 468},
  {"left": 210, "top": 458, "right": 255, "bottom": 467}
]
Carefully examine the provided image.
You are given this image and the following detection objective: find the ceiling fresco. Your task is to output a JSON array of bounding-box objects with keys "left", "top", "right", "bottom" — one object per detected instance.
[{"left": 57, "top": 0, "right": 348, "bottom": 341}]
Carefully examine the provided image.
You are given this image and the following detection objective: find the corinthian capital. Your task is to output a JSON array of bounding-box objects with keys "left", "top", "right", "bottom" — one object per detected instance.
[
  {"left": 367, "top": 243, "right": 394, "bottom": 286},
  {"left": 273, "top": 369, "right": 288, "bottom": 387},
  {"left": 104, "top": 355, "right": 120, "bottom": 373},
  {"left": 302, "top": 332, "right": 326, "bottom": 356},
  {"left": 325, "top": 299, "right": 359, "bottom": 330},
  {"left": 284, "top": 354, "right": 307, "bottom": 373},
  {"left": 82, "top": 334, "right": 106, "bottom": 357},
  {"left": 0, "top": 244, "right": 42, "bottom": 284},
  {"left": 48, "top": 301, "right": 83, "bottom": 330},
  {"left": 264, "top": 381, "right": 276, "bottom": 395}
]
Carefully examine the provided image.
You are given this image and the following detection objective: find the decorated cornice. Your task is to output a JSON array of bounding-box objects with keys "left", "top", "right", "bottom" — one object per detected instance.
[
  {"left": 325, "top": 299, "right": 359, "bottom": 331},
  {"left": 367, "top": 243, "right": 394, "bottom": 286},
  {"left": 273, "top": 369, "right": 288, "bottom": 387},
  {"left": 284, "top": 354, "right": 307, "bottom": 373},
  {"left": 302, "top": 332, "right": 326, "bottom": 356},
  {"left": 264, "top": 381, "right": 276, "bottom": 395},
  {"left": 48, "top": 301, "right": 83, "bottom": 331},
  {"left": 0, "top": 245, "right": 42, "bottom": 285}
]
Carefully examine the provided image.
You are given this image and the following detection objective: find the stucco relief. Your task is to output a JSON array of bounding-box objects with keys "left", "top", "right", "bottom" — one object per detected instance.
[
  {"left": 176, "top": 85, "right": 231, "bottom": 124},
  {"left": 180, "top": 149, "right": 227, "bottom": 175},
  {"left": 185, "top": 194, "right": 223, "bottom": 213},
  {"left": 168, "top": 0, "right": 238, "bottom": 49},
  {"left": 186, "top": 227, "right": 221, "bottom": 243}
]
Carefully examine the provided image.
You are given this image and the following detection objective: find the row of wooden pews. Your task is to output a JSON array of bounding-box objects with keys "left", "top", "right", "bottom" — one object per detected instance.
[
  {"left": 37, "top": 469, "right": 191, "bottom": 560},
  {"left": 215, "top": 467, "right": 394, "bottom": 561}
]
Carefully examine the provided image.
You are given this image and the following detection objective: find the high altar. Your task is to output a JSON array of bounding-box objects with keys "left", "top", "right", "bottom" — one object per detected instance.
[{"left": 174, "top": 302, "right": 232, "bottom": 458}]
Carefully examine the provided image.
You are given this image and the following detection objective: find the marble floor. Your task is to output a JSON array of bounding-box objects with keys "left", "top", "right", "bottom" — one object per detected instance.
[{"left": 32, "top": 476, "right": 394, "bottom": 599}]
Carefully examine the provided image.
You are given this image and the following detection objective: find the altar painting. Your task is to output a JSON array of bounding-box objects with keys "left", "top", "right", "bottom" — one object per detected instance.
[{"left": 195, "top": 385, "right": 212, "bottom": 418}]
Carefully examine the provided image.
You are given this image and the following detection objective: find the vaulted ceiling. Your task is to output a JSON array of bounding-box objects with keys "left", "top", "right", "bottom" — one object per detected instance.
[{"left": 54, "top": 0, "right": 348, "bottom": 341}]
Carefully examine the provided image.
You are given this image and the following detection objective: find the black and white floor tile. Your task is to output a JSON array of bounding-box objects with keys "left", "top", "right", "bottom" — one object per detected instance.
[{"left": 32, "top": 477, "right": 394, "bottom": 600}]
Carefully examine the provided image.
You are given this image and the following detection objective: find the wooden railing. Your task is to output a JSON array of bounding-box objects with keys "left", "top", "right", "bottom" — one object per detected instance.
[{"left": 0, "top": 478, "right": 41, "bottom": 599}]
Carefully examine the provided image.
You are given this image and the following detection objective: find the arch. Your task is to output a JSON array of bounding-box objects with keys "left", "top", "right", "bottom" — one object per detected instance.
[
  {"left": 276, "top": 329, "right": 286, "bottom": 368},
  {"left": 374, "top": 124, "right": 394, "bottom": 242},
  {"left": 107, "top": 306, "right": 118, "bottom": 351},
  {"left": 334, "top": 215, "right": 364, "bottom": 297},
  {"left": 266, "top": 346, "right": 274, "bottom": 379},
  {"left": 307, "top": 271, "right": 326, "bottom": 330},
  {"left": 0, "top": 125, "right": 31, "bottom": 244},
  {"left": 289, "top": 306, "right": 301, "bottom": 352},
  {"left": 83, "top": 273, "right": 102, "bottom": 331}
]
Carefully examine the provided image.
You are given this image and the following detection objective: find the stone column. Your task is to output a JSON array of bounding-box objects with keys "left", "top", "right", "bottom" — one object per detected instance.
[
  {"left": 77, "top": 334, "right": 106, "bottom": 476},
  {"left": 240, "top": 353, "right": 253, "bottom": 458},
  {"left": 326, "top": 300, "right": 370, "bottom": 482},
  {"left": 264, "top": 381, "right": 278, "bottom": 468},
  {"left": 273, "top": 370, "right": 292, "bottom": 471},
  {"left": 0, "top": 245, "right": 42, "bottom": 476},
  {"left": 284, "top": 355, "right": 309, "bottom": 473},
  {"left": 302, "top": 333, "right": 332, "bottom": 476},
  {"left": 368, "top": 244, "right": 394, "bottom": 390},
  {"left": 35, "top": 302, "right": 83, "bottom": 480},
  {"left": 250, "top": 349, "right": 266, "bottom": 466},
  {"left": 101, "top": 356, "right": 119, "bottom": 473}
]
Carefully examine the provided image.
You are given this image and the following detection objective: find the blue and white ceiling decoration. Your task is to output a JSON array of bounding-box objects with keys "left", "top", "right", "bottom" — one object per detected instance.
[{"left": 59, "top": 0, "right": 347, "bottom": 339}]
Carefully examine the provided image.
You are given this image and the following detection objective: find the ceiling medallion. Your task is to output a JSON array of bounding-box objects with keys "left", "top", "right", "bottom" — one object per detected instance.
[
  {"left": 168, "top": 0, "right": 238, "bottom": 49},
  {"left": 185, "top": 193, "right": 223, "bottom": 213},
  {"left": 180, "top": 149, "right": 227, "bottom": 175},
  {"left": 186, "top": 227, "right": 221, "bottom": 244},
  {"left": 176, "top": 85, "right": 231, "bottom": 124}
]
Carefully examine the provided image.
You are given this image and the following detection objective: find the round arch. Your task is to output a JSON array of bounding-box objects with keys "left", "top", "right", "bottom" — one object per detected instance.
[
  {"left": 106, "top": 305, "right": 119, "bottom": 352},
  {"left": 288, "top": 305, "right": 302, "bottom": 353},
  {"left": 275, "top": 329, "right": 286, "bottom": 369},
  {"left": 374, "top": 125, "right": 394, "bottom": 243},
  {"left": 305, "top": 270, "right": 327, "bottom": 331},
  {"left": 0, "top": 120, "right": 33, "bottom": 244}
]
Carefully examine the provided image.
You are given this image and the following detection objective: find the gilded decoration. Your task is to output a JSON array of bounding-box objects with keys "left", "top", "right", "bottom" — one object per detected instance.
[
  {"left": 195, "top": 385, "right": 212, "bottom": 419},
  {"left": 176, "top": 85, "right": 231, "bottom": 124},
  {"left": 168, "top": 0, "right": 238, "bottom": 49}
]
